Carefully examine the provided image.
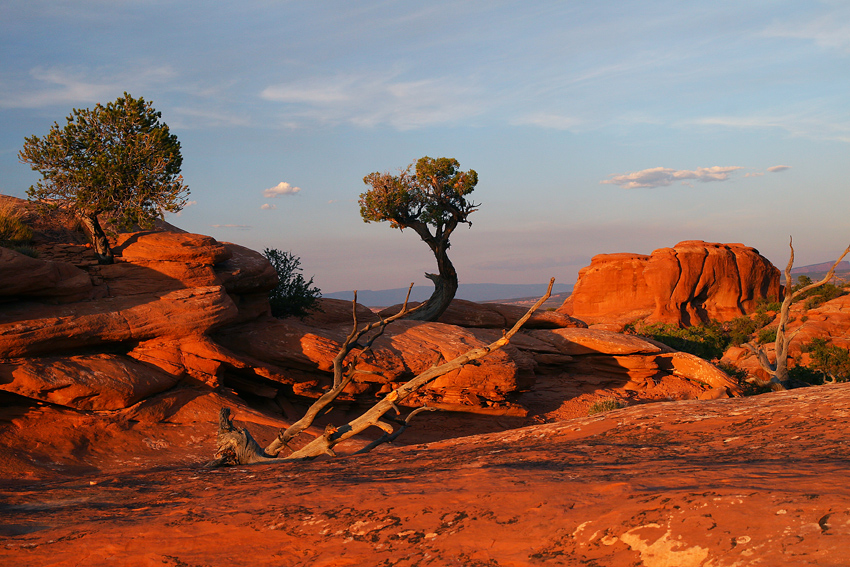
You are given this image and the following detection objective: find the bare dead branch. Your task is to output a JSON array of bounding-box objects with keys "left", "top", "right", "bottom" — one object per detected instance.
[
  {"left": 284, "top": 278, "right": 555, "bottom": 460},
  {"left": 743, "top": 239, "right": 850, "bottom": 391},
  {"left": 212, "top": 279, "right": 554, "bottom": 466},
  {"left": 264, "top": 284, "right": 423, "bottom": 456}
]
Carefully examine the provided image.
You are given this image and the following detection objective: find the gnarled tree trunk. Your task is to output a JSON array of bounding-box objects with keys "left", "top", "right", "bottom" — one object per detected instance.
[
  {"left": 78, "top": 212, "right": 114, "bottom": 264},
  {"left": 407, "top": 242, "right": 458, "bottom": 322}
]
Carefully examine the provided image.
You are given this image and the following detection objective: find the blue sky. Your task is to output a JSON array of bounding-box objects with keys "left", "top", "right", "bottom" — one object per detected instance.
[{"left": 2, "top": 1, "right": 848, "bottom": 293}]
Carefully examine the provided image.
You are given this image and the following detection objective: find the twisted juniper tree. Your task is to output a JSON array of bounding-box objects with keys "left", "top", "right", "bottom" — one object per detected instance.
[
  {"left": 19, "top": 93, "right": 189, "bottom": 264},
  {"left": 360, "top": 156, "right": 478, "bottom": 321}
]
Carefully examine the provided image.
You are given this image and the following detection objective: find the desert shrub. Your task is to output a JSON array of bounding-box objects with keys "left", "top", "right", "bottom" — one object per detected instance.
[
  {"left": 790, "top": 275, "right": 847, "bottom": 310},
  {"left": 636, "top": 321, "right": 728, "bottom": 360},
  {"left": 714, "top": 362, "right": 771, "bottom": 396},
  {"left": 0, "top": 202, "right": 34, "bottom": 245},
  {"left": 8, "top": 245, "right": 39, "bottom": 258},
  {"left": 755, "top": 297, "right": 782, "bottom": 314},
  {"left": 804, "top": 338, "right": 850, "bottom": 382},
  {"left": 263, "top": 248, "right": 321, "bottom": 319},
  {"left": 757, "top": 326, "right": 777, "bottom": 344},
  {"left": 587, "top": 398, "right": 626, "bottom": 416}
]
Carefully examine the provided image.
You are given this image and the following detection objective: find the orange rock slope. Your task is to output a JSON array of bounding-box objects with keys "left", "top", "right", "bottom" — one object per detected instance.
[
  {"left": 560, "top": 241, "right": 781, "bottom": 328},
  {"left": 1, "top": 383, "right": 849, "bottom": 566}
]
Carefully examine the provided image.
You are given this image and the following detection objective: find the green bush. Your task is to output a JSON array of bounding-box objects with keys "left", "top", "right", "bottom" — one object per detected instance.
[
  {"left": 755, "top": 297, "right": 781, "bottom": 314},
  {"left": 757, "top": 327, "right": 777, "bottom": 344},
  {"left": 791, "top": 275, "right": 847, "bottom": 310},
  {"left": 587, "top": 398, "right": 626, "bottom": 416},
  {"left": 263, "top": 248, "right": 321, "bottom": 319},
  {"left": 8, "top": 245, "right": 39, "bottom": 258},
  {"left": 714, "top": 362, "right": 771, "bottom": 396},
  {"left": 804, "top": 338, "right": 850, "bottom": 382},
  {"left": 636, "top": 321, "right": 729, "bottom": 360}
]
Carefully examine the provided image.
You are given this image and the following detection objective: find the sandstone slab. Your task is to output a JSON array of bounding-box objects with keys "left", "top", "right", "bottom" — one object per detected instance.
[
  {"left": 114, "top": 231, "right": 231, "bottom": 264},
  {"left": 0, "top": 286, "right": 238, "bottom": 357},
  {"left": 0, "top": 354, "right": 179, "bottom": 410},
  {"left": 2, "top": 384, "right": 849, "bottom": 565},
  {"left": 0, "top": 247, "right": 92, "bottom": 303}
]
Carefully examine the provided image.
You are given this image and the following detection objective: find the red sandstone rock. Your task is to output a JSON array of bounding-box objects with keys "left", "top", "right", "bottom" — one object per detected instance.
[
  {"left": 300, "top": 298, "right": 380, "bottom": 328},
  {"left": 0, "top": 286, "right": 238, "bottom": 357},
  {"left": 214, "top": 243, "right": 278, "bottom": 295},
  {"left": 560, "top": 241, "right": 781, "bottom": 327},
  {"left": 114, "top": 231, "right": 231, "bottom": 264},
  {"left": 0, "top": 247, "right": 93, "bottom": 302},
  {"left": 2, "top": 384, "right": 849, "bottom": 565},
  {"left": 216, "top": 318, "right": 526, "bottom": 406},
  {"left": 0, "top": 354, "right": 179, "bottom": 410}
]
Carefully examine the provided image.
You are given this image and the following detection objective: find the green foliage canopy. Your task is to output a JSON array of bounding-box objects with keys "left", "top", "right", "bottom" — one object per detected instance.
[
  {"left": 19, "top": 93, "right": 189, "bottom": 230},
  {"left": 360, "top": 156, "right": 478, "bottom": 235}
]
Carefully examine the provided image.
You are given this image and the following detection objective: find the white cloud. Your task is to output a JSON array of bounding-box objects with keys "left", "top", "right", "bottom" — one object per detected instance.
[
  {"left": 601, "top": 166, "right": 744, "bottom": 189},
  {"left": 745, "top": 172, "right": 764, "bottom": 177},
  {"left": 260, "top": 72, "right": 485, "bottom": 130},
  {"left": 260, "top": 203, "right": 276, "bottom": 210},
  {"left": 263, "top": 182, "right": 301, "bottom": 198},
  {"left": 767, "top": 165, "right": 791, "bottom": 173}
]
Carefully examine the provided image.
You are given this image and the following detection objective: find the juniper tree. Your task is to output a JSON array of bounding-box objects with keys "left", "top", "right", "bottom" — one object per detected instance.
[
  {"left": 19, "top": 93, "right": 189, "bottom": 264},
  {"left": 360, "top": 156, "right": 478, "bottom": 321}
]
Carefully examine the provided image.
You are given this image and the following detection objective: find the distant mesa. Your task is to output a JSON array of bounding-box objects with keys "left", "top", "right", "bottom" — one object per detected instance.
[
  {"left": 559, "top": 240, "right": 781, "bottom": 328},
  {"left": 325, "top": 282, "right": 573, "bottom": 307}
]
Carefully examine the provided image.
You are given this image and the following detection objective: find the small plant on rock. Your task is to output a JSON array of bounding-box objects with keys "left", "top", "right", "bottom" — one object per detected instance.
[
  {"left": 587, "top": 398, "right": 626, "bottom": 416},
  {"left": 263, "top": 248, "right": 322, "bottom": 319}
]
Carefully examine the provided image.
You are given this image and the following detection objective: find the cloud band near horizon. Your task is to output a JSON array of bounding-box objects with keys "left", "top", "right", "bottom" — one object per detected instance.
[{"left": 600, "top": 166, "right": 744, "bottom": 189}]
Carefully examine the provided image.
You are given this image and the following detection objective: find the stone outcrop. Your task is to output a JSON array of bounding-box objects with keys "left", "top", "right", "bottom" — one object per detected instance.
[
  {"left": 560, "top": 240, "right": 781, "bottom": 328},
  {"left": 0, "top": 247, "right": 93, "bottom": 303},
  {"left": 0, "top": 354, "right": 179, "bottom": 410},
  {"left": 3, "top": 383, "right": 849, "bottom": 565}
]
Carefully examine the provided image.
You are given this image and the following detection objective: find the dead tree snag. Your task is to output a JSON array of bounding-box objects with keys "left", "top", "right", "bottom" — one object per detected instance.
[
  {"left": 744, "top": 238, "right": 850, "bottom": 391},
  {"left": 207, "top": 278, "right": 555, "bottom": 466}
]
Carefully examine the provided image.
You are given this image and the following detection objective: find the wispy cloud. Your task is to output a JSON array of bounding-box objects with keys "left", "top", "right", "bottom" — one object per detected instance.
[
  {"left": 211, "top": 224, "right": 251, "bottom": 230},
  {"left": 688, "top": 112, "right": 850, "bottom": 143},
  {"left": 511, "top": 112, "right": 583, "bottom": 131},
  {"left": 767, "top": 165, "right": 791, "bottom": 173},
  {"left": 0, "top": 65, "right": 177, "bottom": 109},
  {"left": 260, "top": 72, "right": 485, "bottom": 130},
  {"left": 263, "top": 182, "right": 301, "bottom": 198},
  {"left": 762, "top": 13, "right": 850, "bottom": 53},
  {"left": 260, "top": 203, "right": 276, "bottom": 210},
  {"left": 601, "top": 166, "right": 743, "bottom": 189}
]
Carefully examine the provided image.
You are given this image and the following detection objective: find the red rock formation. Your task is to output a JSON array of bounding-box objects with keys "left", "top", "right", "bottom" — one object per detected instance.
[
  {"left": 0, "top": 247, "right": 93, "bottom": 302},
  {"left": 2, "top": 384, "right": 848, "bottom": 565},
  {"left": 560, "top": 241, "right": 781, "bottom": 327}
]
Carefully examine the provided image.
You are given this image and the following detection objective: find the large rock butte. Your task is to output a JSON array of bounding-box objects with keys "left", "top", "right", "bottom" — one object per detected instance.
[{"left": 560, "top": 240, "right": 781, "bottom": 328}]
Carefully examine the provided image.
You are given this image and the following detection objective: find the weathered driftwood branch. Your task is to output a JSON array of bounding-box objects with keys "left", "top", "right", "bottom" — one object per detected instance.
[
  {"left": 208, "top": 278, "right": 555, "bottom": 466},
  {"left": 744, "top": 238, "right": 850, "bottom": 391},
  {"left": 263, "top": 284, "right": 423, "bottom": 457}
]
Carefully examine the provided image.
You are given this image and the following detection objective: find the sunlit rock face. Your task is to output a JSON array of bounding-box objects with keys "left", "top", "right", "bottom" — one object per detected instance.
[{"left": 560, "top": 240, "right": 781, "bottom": 328}]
